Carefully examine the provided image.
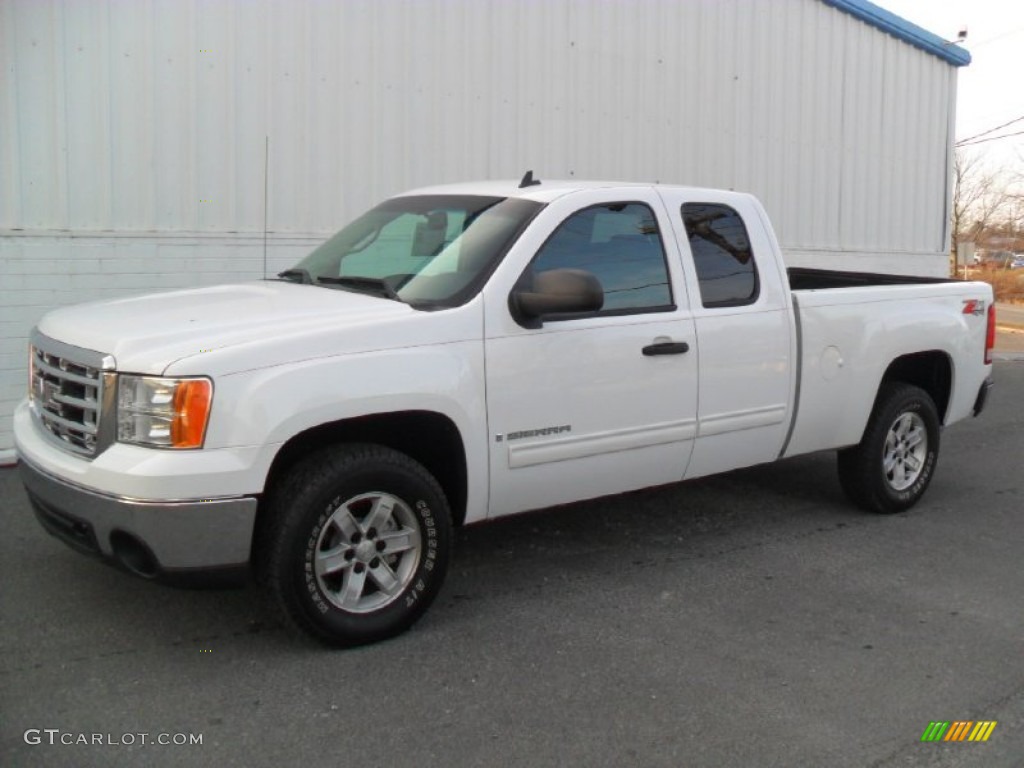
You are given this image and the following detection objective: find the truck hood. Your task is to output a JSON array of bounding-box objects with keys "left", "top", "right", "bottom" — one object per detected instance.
[{"left": 37, "top": 281, "right": 417, "bottom": 375}]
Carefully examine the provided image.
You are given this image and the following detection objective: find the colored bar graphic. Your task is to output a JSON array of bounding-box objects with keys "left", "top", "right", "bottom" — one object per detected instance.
[
  {"left": 944, "top": 721, "right": 972, "bottom": 741},
  {"left": 968, "top": 721, "right": 997, "bottom": 742},
  {"left": 921, "top": 722, "right": 949, "bottom": 741},
  {"left": 921, "top": 720, "right": 996, "bottom": 742}
]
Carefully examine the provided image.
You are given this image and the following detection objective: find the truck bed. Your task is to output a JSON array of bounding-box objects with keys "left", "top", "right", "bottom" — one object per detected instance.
[
  {"left": 781, "top": 271, "right": 990, "bottom": 462},
  {"left": 787, "top": 267, "right": 956, "bottom": 292}
]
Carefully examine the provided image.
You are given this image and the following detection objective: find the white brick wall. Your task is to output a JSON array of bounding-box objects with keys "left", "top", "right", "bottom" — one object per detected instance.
[{"left": 0, "top": 232, "right": 321, "bottom": 461}]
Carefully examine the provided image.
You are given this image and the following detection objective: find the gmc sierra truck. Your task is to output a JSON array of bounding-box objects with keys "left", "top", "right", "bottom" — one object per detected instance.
[{"left": 16, "top": 177, "right": 996, "bottom": 646}]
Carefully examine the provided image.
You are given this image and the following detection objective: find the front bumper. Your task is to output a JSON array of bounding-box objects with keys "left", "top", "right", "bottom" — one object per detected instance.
[{"left": 19, "top": 457, "right": 257, "bottom": 585}]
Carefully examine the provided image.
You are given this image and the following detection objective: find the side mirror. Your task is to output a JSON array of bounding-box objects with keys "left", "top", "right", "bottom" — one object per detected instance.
[{"left": 511, "top": 268, "right": 604, "bottom": 323}]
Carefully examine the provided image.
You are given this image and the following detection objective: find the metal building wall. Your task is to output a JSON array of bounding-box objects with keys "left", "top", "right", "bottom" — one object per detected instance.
[{"left": 0, "top": 0, "right": 961, "bottom": 457}]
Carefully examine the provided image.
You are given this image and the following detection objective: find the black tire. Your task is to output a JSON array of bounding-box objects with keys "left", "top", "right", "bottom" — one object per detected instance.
[
  {"left": 837, "top": 383, "right": 940, "bottom": 514},
  {"left": 261, "top": 443, "right": 452, "bottom": 647}
]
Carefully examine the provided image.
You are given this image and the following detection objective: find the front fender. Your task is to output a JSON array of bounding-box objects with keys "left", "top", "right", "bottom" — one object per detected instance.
[
  {"left": 204, "top": 341, "right": 488, "bottom": 521},
  {"left": 210, "top": 344, "right": 481, "bottom": 446}
]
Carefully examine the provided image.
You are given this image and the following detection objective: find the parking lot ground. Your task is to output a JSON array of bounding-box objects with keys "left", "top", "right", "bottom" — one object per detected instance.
[
  {"left": 996, "top": 303, "right": 1024, "bottom": 331},
  {"left": 995, "top": 325, "right": 1024, "bottom": 358},
  {"left": 2, "top": 363, "right": 1022, "bottom": 768}
]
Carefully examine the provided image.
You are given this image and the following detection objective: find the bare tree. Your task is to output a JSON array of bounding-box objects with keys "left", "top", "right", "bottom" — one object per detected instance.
[{"left": 951, "top": 148, "right": 1022, "bottom": 255}]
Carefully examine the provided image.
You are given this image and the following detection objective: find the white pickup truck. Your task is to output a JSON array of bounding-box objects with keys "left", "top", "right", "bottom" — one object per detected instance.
[{"left": 16, "top": 177, "right": 995, "bottom": 646}]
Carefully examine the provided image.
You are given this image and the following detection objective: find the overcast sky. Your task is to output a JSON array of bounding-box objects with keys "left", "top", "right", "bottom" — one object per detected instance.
[{"left": 880, "top": 0, "right": 1024, "bottom": 169}]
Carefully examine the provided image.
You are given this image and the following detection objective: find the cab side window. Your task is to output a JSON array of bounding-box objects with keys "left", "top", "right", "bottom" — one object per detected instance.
[
  {"left": 529, "top": 203, "right": 673, "bottom": 313},
  {"left": 681, "top": 203, "right": 759, "bottom": 307}
]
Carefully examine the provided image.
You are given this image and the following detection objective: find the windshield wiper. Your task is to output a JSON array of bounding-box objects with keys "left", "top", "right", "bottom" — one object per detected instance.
[
  {"left": 275, "top": 268, "right": 315, "bottom": 284},
  {"left": 317, "top": 275, "right": 402, "bottom": 302}
]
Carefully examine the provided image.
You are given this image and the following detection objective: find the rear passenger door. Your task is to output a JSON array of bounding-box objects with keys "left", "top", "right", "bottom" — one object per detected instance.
[
  {"left": 483, "top": 189, "right": 699, "bottom": 518},
  {"left": 657, "top": 191, "right": 794, "bottom": 479}
]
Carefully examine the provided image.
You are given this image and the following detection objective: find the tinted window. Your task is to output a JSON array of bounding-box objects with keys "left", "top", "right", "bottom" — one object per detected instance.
[
  {"left": 530, "top": 203, "right": 672, "bottom": 313},
  {"left": 681, "top": 203, "right": 759, "bottom": 307}
]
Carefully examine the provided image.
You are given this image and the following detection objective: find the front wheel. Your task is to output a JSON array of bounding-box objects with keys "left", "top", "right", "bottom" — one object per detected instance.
[
  {"left": 262, "top": 444, "right": 452, "bottom": 646},
  {"left": 837, "top": 383, "right": 940, "bottom": 514}
]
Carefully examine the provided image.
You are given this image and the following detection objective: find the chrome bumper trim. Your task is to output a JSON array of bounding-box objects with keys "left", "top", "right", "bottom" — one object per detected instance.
[{"left": 19, "top": 457, "right": 258, "bottom": 572}]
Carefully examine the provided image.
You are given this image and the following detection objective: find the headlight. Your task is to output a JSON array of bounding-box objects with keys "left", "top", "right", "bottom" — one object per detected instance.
[{"left": 117, "top": 375, "right": 212, "bottom": 449}]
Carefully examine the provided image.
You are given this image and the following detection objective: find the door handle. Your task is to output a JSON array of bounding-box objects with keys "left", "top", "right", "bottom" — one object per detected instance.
[{"left": 642, "top": 341, "right": 690, "bottom": 356}]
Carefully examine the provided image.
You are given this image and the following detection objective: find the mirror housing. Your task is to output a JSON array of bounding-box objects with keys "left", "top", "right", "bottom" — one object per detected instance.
[{"left": 511, "top": 268, "right": 604, "bottom": 324}]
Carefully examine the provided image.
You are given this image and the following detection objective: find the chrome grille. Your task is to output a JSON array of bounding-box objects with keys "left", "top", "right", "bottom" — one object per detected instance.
[{"left": 29, "top": 335, "right": 111, "bottom": 457}]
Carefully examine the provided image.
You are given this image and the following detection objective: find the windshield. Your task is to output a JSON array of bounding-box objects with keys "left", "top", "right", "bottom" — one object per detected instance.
[{"left": 285, "top": 195, "right": 543, "bottom": 308}]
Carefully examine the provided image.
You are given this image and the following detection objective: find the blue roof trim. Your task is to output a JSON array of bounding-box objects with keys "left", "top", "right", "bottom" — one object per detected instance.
[{"left": 821, "top": 0, "right": 971, "bottom": 67}]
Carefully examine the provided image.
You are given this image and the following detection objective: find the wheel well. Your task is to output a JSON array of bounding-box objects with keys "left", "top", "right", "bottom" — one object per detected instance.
[
  {"left": 880, "top": 351, "right": 952, "bottom": 423},
  {"left": 260, "top": 411, "right": 468, "bottom": 526}
]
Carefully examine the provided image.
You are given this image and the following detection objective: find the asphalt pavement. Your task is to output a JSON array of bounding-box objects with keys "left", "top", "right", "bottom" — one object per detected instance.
[
  {"left": 996, "top": 303, "right": 1024, "bottom": 331},
  {"left": 2, "top": 364, "right": 1023, "bottom": 768},
  {"left": 994, "top": 324, "right": 1024, "bottom": 359}
]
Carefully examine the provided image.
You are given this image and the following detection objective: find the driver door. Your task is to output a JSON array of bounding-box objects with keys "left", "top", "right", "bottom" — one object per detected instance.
[{"left": 483, "top": 189, "right": 699, "bottom": 519}]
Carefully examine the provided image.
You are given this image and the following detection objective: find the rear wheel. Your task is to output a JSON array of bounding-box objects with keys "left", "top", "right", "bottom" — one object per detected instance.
[
  {"left": 261, "top": 444, "right": 452, "bottom": 646},
  {"left": 837, "top": 383, "right": 940, "bottom": 514}
]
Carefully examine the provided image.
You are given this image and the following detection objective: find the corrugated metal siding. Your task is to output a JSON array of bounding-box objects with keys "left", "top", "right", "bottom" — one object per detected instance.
[
  {"left": 0, "top": 0, "right": 960, "bottom": 456},
  {"left": 2, "top": 0, "right": 956, "bottom": 242}
]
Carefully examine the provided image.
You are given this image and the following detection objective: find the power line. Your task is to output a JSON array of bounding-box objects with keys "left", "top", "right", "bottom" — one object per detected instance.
[
  {"left": 969, "top": 25, "right": 1024, "bottom": 49},
  {"left": 956, "top": 115, "right": 1024, "bottom": 146},
  {"left": 958, "top": 128, "right": 1024, "bottom": 146}
]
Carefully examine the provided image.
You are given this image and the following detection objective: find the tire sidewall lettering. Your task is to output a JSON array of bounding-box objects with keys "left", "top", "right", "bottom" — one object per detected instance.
[
  {"left": 893, "top": 450, "right": 935, "bottom": 502},
  {"left": 302, "top": 507, "right": 334, "bottom": 615},
  {"left": 402, "top": 498, "right": 437, "bottom": 608}
]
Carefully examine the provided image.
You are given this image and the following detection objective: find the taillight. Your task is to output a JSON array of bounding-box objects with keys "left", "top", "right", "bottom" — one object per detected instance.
[{"left": 985, "top": 304, "right": 996, "bottom": 365}]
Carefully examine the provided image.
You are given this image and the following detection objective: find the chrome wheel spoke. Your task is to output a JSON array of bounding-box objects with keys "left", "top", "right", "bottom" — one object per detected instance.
[
  {"left": 338, "top": 566, "right": 368, "bottom": 608},
  {"left": 369, "top": 560, "right": 401, "bottom": 595},
  {"left": 316, "top": 545, "right": 351, "bottom": 577},
  {"left": 905, "top": 427, "right": 925, "bottom": 449},
  {"left": 378, "top": 528, "right": 418, "bottom": 555},
  {"left": 328, "top": 507, "right": 361, "bottom": 542},
  {"left": 897, "top": 464, "right": 910, "bottom": 486},
  {"left": 364, "top": 496, "right": 396, "bottom": 533}
]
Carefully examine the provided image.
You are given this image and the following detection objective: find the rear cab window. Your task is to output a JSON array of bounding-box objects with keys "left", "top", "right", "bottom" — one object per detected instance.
[{"left": 681, "top": 203, "right": 759, "bottom": 308}]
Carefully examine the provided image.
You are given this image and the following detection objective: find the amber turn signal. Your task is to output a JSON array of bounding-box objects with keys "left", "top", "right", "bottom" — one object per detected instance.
[{"left": 171, "top": 379, "right": 213, "bottom": 448}]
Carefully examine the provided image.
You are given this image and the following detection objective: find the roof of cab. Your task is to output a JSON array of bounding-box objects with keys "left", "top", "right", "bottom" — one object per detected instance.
[{"left": 397, "top": 179, "right": 728, "bottom": 204}]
